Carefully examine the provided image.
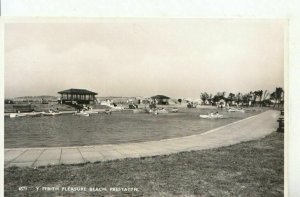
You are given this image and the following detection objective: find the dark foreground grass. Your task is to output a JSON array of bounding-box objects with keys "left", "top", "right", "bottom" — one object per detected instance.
[{"left": 5, "top": 132, "right": 284, "bottom": 197}]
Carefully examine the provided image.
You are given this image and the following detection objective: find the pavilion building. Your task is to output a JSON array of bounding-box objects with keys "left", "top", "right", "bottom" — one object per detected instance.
[
  {"left": 58, "top": 88, "right": 98, "bottom": 104},
  {"left": 151, "top": 95, "right": 170, "bottom": 105}
]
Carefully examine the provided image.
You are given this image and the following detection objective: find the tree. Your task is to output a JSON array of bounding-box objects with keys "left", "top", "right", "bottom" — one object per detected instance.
[
  {"left": 252, "top": 91, "right": 258, "bottom": 105},
  {"left": 242, "top": 93, "right": 252, "bottom": 106},
  {"left": 216, "top": 92, "right": 226, "bottom": 97},
  {"left": 227, "top": 93, "right": 235, "bottom": 106},
  {"left": 208, "top": 93, "right": 213, "bottom": 105},
  {"left": 200, "top": 92, "right": 209, "bottom": 104},
  {"left": 142, "top": 99, "right": 150, "bottom": 105},
  {"left": 261, "top": 90, "right": 270, "bottom": 106},
  {"left": 178, "top": 98, "right": 182, "bottom": 104},
  {"left": 257, "top": 90, "right": 263, "bottom": 107},
  {"left": 236, "top": 92, "right": 243, "bottom": 105},
  {"left": 270, "top": 87, "right": 284, "bottom": 108},
  {"left": 249, "top": 91, "right": 256, "bottom": 105},
  {"left": 213, "top": 92, "right": 226, "bottom": 103},
  {"left": 228, "top": 93, "right": 235, "bottom": 101}
]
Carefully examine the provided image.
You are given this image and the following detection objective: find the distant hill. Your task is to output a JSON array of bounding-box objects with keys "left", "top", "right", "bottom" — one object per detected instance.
[{"left": 12, "top": 95, "right": 58, "bottom": 101}]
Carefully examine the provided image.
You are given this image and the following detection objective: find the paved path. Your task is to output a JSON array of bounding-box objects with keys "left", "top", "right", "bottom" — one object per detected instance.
[{"left": 4, "top": 110, "right": 280, "bottom": 168}]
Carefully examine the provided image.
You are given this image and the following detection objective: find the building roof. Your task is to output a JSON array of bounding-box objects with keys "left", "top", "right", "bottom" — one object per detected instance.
[
  {"left": 58, "top": 88, "right": 98, "bottom": 95},
  {"left": 151, "top": 95, "right": 170, "bottom": 99}
]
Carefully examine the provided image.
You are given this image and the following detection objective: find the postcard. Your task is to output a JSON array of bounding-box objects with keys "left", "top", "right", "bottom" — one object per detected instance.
[{"left": 1, "top": 17, "right": 287, "bottom": 196}]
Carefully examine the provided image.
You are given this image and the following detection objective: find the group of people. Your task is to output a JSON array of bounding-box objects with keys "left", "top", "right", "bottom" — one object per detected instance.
[{"left": 209, "top": 111, "right": 219, "bottom": 117}]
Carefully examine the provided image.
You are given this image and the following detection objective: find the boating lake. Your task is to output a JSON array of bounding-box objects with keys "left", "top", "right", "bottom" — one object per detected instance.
[{"left": 5, "top": 108, "right": 262, "bottom": 148}]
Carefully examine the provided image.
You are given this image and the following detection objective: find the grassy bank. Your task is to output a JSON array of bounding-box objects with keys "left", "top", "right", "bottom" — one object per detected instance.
[{"left": 5, "top": 132, "right": 283, "bottom": 197}]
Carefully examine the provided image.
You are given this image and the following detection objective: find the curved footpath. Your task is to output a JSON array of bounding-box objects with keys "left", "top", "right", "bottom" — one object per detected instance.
[{"left": 4, "top": 110, "right": 279, "bottom": 168}]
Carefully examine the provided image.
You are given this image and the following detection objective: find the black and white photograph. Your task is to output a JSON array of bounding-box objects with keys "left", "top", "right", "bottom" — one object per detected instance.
[{"left": 2, "top": 18, "right": 286, "bottom": 196}]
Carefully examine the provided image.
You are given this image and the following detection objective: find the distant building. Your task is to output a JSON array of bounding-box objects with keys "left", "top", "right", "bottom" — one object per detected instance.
[
  {"left": 4, "top": 99, "right": 14, "bottom": 104},
  {"left": 58, "top": 88, "right": 98, "bottom": 104},
  {"left": 217, "top": 99, "right": 227, "bottom": 108},
  {"left": 151, "top": 95, "right": 170, "bottom": 105}
]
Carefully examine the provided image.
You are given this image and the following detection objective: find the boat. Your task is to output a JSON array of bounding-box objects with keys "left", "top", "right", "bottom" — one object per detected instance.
[
  {"left": 152, "top": 108, "right": 168, "bottom": 115},
  {"left": 43, "top": 110, "right": 62, "bottom": 116},
  {"left": 171, "top": 108, "right": 178, "bottom": 113},
  {"left": 84, "top": 110, "right": 99, "bottom": 114},
  {"left": 199, "top": 114, "right": 224, "bottom": 119},
  {"left": 9, "top": 113, "right": 16, "bottom": 118},
  {"left": 44, "top": 112, "right": 61, "bottom": 116},
  {"left": 80, "top": 105, "right": 99, "bottom": 114},
  {"left": 110, "top": 106, "right": 124, "bottom": 111},
  {"left": 74, "top": 111, "right": 90, "bottom": 117},
  {"left": 228, "top": 108, "right": 245, "bottom": 113},
  {"left": 144, "top": 108, "right": 153, "bottom": 113},
  {"left": 9, "top": 113, "right": 27, "bottom": 118},
  {"left": 25, "top": 112, "right": 44, "bottom": 117},
  {"left": 9, "top": 111, "right": 45, "bottom": 118},
  {"left": 157, "top": 108, "right": 168, "bottom": 114},
  {"left": 101, "top": 101, "right": 124, "bottom": 111}
]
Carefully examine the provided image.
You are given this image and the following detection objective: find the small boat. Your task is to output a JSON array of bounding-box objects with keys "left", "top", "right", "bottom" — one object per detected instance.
[
  {"left": 84, "top": 110, "right": 99, "bottom": 114},
  {"left": 44, "top": 110, "right": 62, "bottom": 116},
  {"left": 228, "top": 108, "right": 245, "bottom": 113},
  {"left": 81, "top": 106, "right": 99, "bottom": 114},
  {"left": 9, "top": 113, "right": 16, "bottom": 118},
  {"left": 199, "top": 114, "right": 224, "bottom": 119},
  {"left": 110, "top": 106, "right": 124, "bottom": 111},
  {"left": 74, "top": 111, "right": 90, "bottom": 117},
  {"left": 144, "top": 108, "right": 153, "bottom": 113},
  {"left": 157, "top": 108, "right": 168, "bottom": 114},
  {"left": 9, "top": 113, "right": 27, "bottom": 118},
  {"left": 171, "top": 108, "right": 178, "bottom": 113},
  {"left": 25, "top": 112, "right": 44, "bottom": 117}
]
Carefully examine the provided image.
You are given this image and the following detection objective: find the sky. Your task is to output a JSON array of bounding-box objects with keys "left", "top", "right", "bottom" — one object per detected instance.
[{"left": 4, "top": 19, "right": 285, "bottom": 98}]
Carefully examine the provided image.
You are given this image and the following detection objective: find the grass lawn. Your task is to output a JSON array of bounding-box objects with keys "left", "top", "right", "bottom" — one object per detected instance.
[{"left": 5, "top": 132, "right": 284, "bottom": 197}]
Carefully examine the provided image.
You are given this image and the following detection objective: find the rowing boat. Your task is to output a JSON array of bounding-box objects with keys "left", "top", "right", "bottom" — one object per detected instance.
[
  {"left": 74, "top": 111, "right": 90, "bottom": 117},
  {"left": 228, "top": 108, "right": 245, "bottom": 113},
  {"left": 199, "top": 114, "right": 224, "bottom": 119},
  {"left": 44, "top": 112, "right": 62, "bottom": 116}
]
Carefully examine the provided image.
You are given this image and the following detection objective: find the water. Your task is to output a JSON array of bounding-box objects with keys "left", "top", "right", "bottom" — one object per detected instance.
[{"left": 5, "top": 108, "right": 261, "bottom": 148}]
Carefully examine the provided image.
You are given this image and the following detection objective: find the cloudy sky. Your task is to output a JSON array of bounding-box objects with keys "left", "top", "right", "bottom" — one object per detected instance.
[{"left": 4, "top": 19, "right": 285, "bottom": 98}]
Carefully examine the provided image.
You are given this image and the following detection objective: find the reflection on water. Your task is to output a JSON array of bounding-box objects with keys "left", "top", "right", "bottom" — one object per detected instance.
[{"left": 5, "top": 108, "right": 260, "bottom": 148}]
